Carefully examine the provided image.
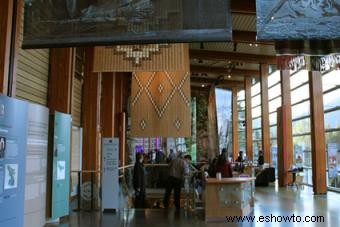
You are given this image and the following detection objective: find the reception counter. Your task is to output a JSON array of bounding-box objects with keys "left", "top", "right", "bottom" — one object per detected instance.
[{"left": 205, "top": 177, "right": 256, "bottom": 222}]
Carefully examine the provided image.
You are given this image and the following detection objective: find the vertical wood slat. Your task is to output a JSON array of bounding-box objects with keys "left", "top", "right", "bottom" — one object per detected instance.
[
  {"left": 309, "top": 71, "right": 327, "bottom": 194},
  {"left": 278, "top": 70, "right": 293, "bottom": 186},
  {"left": 101, "top": 72, "right": 115, "bottom": 137},
  {"left": 260, "top": 64, "right": 271, "bottom": 164},
  {"left": 0, "top": 0, "right": 13, "bottom": 94},
  {"left": 232, "top": 88, "right": 239, "bottom": 161},
  {"left": 48, "top": 48, "right": 74, "bottom": 114},
  {"left": 245, "top": 78, "right": 253, "bottom": 160},
  {"left": 17, "top": 0, "right": 49, "bottom": 105},
  {"left": 82, "top": 48, "right": 101, "bottom": 172}
]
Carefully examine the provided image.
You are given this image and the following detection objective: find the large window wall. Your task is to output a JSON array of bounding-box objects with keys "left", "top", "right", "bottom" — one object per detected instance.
[
  {"left": 323, "top": 70, "right": 340, "bottom": 190},
  {"left": 252, "top": 81, "right": 262, "bottom": 162},
  {"left": 237, "top": 90, "right": 246, "bottom": 154}
]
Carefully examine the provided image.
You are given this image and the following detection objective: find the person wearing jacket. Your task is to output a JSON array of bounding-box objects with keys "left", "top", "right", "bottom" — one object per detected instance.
[{"left": 133, "top": 152, "right": 146, "bottom": 208}]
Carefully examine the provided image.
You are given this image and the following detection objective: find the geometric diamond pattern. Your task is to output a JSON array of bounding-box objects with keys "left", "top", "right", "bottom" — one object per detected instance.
[
  {"left": 158, "top": 84, "right": 164, "bottom": 94},
  {"left": 140, "top": 119, "right": 147, "bottom": 130},
  {"left": 174, "top": 118, "right": 181, "bottom": 130}
]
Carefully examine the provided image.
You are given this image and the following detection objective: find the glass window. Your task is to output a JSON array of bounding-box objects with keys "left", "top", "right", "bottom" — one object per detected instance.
[
  {"left": 270, "top": 126, "right": 277, "bottom": 139},
  {"left": 253, "top": 129, "right": 262, "bottom": 140},
  {"left": 268, "top": 83, "right": 281, "bottom": 100},
  {"left": 291, "top": 84, "right": 309, "bottom": 105},
  {"left": 292, "top": 101, "right": 310, "bottom": 119},
  {"left": 238, "top": 131, "right": 246, "bottom": 152},
  {"left": 253, "top": 117, "right": 261, "bottom": 129},
  {"left": 268, "top": 70, "right": 281, "bottom": 87},
  {"left": 251, "top": 94, "right": 261, "bottom": 108},
  {"left": 251, "top": 83, "right": 261, "bottom": 96},
  {"left": 292, "top": 118, "right": 311, "bottom": 135},
  {"left": 237, "top": 90, "right": 245, "bottom": 101},
  {"left": 269, "top": 112, "right": 277, "bottom": 125},
  {"left": 293, "top": 135, "right": 312, "bottom": 167},
  {"left": 216, "top": 89, "right": 232, "bottom": 151},
  {"left": 252, "top": 106, "right": 262, "bottom": 118},
  {"left": 238, "top": 101, "right": 245, "bottom": 110},
  {"left": 290, "top": 70, "right": 308, "bottom": 89},
  {"left": 269, "top": 97, "right": 282, "bottom": 113},
  {"left": 253, "top": 142, "right": 262, "bottom": 161},
  {"left": 322, "top": 70, "right": 340, "bottom": 92},
  {"left": 323, "top": 89, "right": 340, "bottom": 110},
  {"left": 324, "top": 110, "right": 340, "bottom": 130},
  {"left": 270, "top": 140, "right": 278, "bottom": 176}
]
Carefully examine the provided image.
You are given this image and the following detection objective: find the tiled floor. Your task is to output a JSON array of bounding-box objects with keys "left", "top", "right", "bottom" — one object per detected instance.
[{"left": 46, "top": 185, "right": 340, "bottom": 227}]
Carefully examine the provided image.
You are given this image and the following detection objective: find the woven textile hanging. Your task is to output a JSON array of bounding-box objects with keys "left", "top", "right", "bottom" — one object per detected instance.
[{"left": 131, "top": 71, "right": 191, "bottom": 137}]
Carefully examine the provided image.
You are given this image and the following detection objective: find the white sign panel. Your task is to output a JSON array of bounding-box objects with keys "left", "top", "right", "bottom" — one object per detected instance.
[{"left": 101, "top": 138, "right": 119, "bottom": 211}]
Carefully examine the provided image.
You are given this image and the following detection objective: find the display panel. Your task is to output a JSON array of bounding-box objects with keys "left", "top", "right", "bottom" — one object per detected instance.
[
  {"left": 23, "top": 0, "right": 232, "bottom": 48},
  {"left": 0, "top": 95, "right": 28, "bottom": 227}
]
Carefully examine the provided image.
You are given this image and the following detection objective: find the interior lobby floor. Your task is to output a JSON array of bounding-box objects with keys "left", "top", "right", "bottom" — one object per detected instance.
[{"left": 46, "top": 185, "right": 340, "bottom": 227}]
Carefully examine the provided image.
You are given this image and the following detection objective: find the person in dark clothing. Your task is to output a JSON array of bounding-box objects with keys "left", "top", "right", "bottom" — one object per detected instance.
[
  {"left": 163, "top": 153, "right": 189, "bottom": 210},
  {"left": 258, "top": 150, "right": 264, "bottom": 166},
  {"left": 133, "top": 153, "right": 146, "bottom": 208},
  {"left": 216, "top": 151, "right": 233, "bottom": 178}
]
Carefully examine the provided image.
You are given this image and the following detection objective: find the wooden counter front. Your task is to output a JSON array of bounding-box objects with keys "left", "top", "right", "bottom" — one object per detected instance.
[{"left": 205, "top": 177, "right": 256, "bottom": 222}]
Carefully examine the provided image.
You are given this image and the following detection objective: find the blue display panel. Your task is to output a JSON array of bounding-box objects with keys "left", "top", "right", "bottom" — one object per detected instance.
[
  {"left": 49, "top": 112, "right": 71, "bottom": 220},
  {"left": 0, "top": 95, "right": 28, "bottom": 227}
]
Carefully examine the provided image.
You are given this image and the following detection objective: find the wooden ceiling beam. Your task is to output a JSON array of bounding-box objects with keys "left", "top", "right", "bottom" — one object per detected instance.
[
  {"left": 191, "top": 65, "right": 259, "bottom": 77},
  {"left": 189, "top": 49, "right": 277, "bottom": 64},
  {"left": 233, "top": 31, "right": 273, "bottom": 45},
  {"left": 231, "top": 0, "right": 256, "bottom": 15},
  {"left": 191, "top": 77, "right": 244, "bottom": 88}
]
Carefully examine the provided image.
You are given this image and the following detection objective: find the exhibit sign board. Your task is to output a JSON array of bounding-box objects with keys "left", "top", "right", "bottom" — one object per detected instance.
[
  {"left": 50, "top": 112, "right": 71, "bottom": 219},
  {"left": 24, "top": 103, "right": 49, "bottom": 227},
  {"left": 328, "top": 143, "right": 338, "bottom": 178},
  {"left": 101, "top": 138, "right": 119, "bottom": 211},
  {"left": 0, "top": 95, "right": 28, "bottom": 227}
]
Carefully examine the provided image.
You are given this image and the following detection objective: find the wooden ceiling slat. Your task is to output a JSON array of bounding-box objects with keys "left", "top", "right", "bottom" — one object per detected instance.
[{"left": 190, "top": 65, "right": 259, "bottom": 77}]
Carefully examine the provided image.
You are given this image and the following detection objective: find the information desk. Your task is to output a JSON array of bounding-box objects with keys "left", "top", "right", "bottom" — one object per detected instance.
[{"left": 205, "top": 177, "right": 256, "bottom": 222}]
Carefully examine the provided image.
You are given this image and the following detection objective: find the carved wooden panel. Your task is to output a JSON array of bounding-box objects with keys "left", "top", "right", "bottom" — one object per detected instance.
[
  {"left": 131, "top": 71, "right": 191, "bottom": 137},
  {"left": 93, "top": 43, "right": 189, "bottom": 72}
]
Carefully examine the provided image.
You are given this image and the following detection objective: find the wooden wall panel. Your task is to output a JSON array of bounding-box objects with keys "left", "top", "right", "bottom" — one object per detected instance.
[
  {"left": 72, "top": 77, "right": 83, "bottom": 126},
  {"left": 260, "top": 64, "right": 271, "bottom": 164},
  {"left": 93, "top": 44, "right": 189, "bottom": 72},
  {"left": 16, "top": 1, "right": 49, "bottom": 105},
  {"left": 232, "top": 88, "right": 239, "bottom": 160},
  {"left": 131, "top": 71, "right": 191, "bottom": 137},
  {"left": 309, "top": 71, "right": 327, "bottom": 194},
  {"left": 245, "top": 78, "right": 253, "bottom": 160}
]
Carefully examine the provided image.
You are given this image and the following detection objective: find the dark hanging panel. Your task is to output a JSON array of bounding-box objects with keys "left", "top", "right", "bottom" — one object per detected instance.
[
  {"left": 256, "top": 0, "right": 340, "bottom": 40},
  {"left": 23, "top": 0, "right": 232, "bottom": 48}
]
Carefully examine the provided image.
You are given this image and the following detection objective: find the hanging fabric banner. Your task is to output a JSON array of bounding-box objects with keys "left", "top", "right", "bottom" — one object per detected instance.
[
  {"left": 256, "top": 0, "right": 340, "bottom": 40},
  {"left": 131, "top": 71, "right": 191, "bottom": 137},
  {"left": 23, "top": 0, "right": 232, "bottom": 48},
  {"left": 93, "top": 44, "right": 189, "bottom": 72},
  {"left": 207, "top": 86, "right": 219, "bottom": 160}
]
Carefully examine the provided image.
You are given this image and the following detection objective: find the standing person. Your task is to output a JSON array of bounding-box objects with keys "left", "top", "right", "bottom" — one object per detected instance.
[
  {"left": 163, "top": 153, "right": 188, "bottom": 211},
  {"left": 167, "top": 149, "right": 176, "bottom": 163},
  {"left": 133, "top": 153, "right": 146, "bottom": 208},
  {"left": 258, "top": 150, "right": 264, "bottom": 166},
  {"left": 215, "top": 150, "right": 233, "bottom": 178}
]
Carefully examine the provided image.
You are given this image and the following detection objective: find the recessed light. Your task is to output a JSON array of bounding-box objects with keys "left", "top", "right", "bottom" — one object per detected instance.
[
  {"left": 228, "top": 75, "right": 231, "bottom": 78},
  {"left": 201, "top": 84, "right": 205, "bottom": 87}
]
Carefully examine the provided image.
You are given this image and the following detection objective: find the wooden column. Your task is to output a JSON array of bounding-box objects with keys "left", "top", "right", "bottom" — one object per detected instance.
[
  {"left": 48, "top": 48, "right": 75, "bottom": 114},
  {"left": 0, "top": 0, "right": 22, "bottom": 96},
  {"left": 245, "top": 78, "right": 253, "bottom": 160},
  {"left": 232, "top": 88, "right": 239, "bottom": 161},
  {"left": 309, "top": 71, "right": 327, "bottom": 194},
  {"left": 101, "top": 72, "right": 116, "bottom": 137},
  {"left": 114, "top": 73, "right": 126, "bottom": 167},
  {"left": 82, "top": 48, "right": 101, "bottom": 172},
  {"left": 278, "top": 70, "right": 293, "bottom": 186},
  {"left": 260, "top": 64, "right": 271, "bottom": 164}
]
